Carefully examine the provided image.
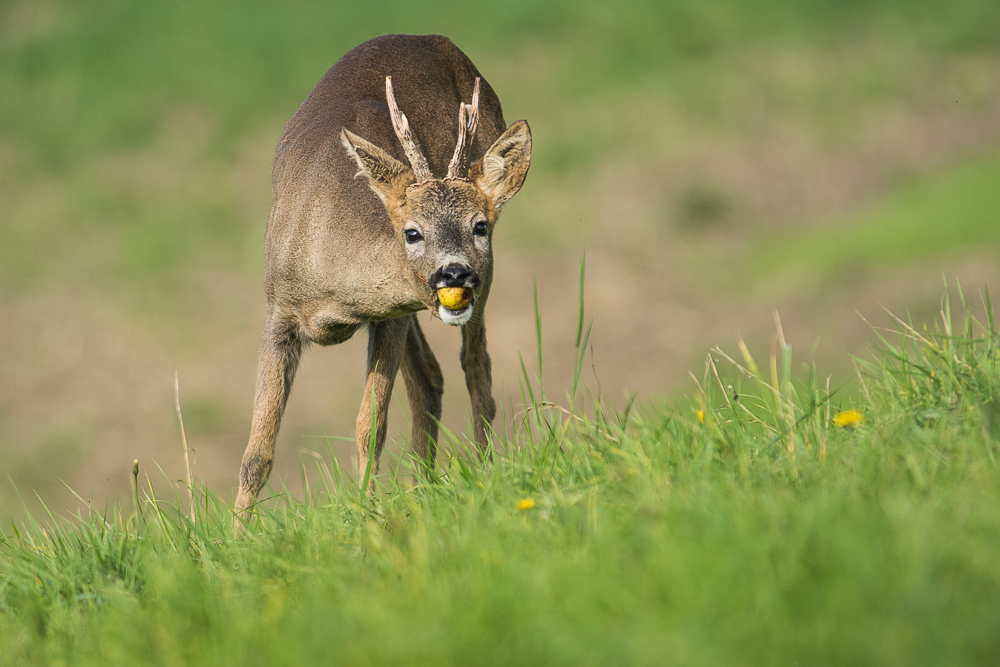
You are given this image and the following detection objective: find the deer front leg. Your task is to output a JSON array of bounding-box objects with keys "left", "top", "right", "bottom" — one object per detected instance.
[
  {"left": 235, "top": 317, "right": 302, "bottom": 529},
  {"left": 356, "top": 318, "right": 409, "bottom": 490},
  {"left": 401, "top": 315, "right": 444, "bottom": 467},
  {"left": 461, "top": 315, "right": 497, "bottom": 457}
]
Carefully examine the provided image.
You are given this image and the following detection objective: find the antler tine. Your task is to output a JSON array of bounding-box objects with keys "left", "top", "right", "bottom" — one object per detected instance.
[
  {"left": 385, "top": 76, "right": 432, "bottom": 183},
  {"left": 446, "top": 77, "right": 481, "bottom": 180},
  {"left": 446, "top": 103, "right": 468, "bottom": 180}
]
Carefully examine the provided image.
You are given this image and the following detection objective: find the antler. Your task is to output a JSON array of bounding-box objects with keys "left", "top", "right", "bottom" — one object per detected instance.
[
  {"left": 386, "top": 76, "right": 432, "bottom": 183},
  {"left": 446, "top": 77, "right": 480, "bottom": 180}
]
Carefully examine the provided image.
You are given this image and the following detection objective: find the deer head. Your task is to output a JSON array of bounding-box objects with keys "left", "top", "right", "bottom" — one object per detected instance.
[{"left": 340, "top": 76, "right": 532, "bottom": 326}]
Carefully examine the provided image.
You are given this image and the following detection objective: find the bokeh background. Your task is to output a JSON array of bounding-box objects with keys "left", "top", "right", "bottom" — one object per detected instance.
[{"left": 2, "top": 0, "right": 999, "bottom": 519}]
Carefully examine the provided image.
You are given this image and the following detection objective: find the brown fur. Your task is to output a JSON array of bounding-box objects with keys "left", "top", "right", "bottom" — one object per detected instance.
[{"left": 235, "top": 34, "right": 531, "bottom": 527}]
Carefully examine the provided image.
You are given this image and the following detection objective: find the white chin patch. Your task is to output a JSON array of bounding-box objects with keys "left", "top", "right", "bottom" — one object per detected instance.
[{"left": 439, "top": 303, "right": 474, "bottom": 326}]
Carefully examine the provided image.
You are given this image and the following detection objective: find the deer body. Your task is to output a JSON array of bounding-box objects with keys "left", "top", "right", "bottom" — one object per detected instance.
[{"left": 236, "top": 34, "right": 531, "bottom": 520}]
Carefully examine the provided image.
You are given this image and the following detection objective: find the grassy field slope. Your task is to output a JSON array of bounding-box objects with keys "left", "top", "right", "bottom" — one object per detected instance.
[{"left": 2, "top": 295, "right": 999, "bottom": 665}]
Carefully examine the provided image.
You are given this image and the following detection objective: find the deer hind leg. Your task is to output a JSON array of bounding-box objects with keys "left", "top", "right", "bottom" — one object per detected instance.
[
  {"left": 461, "top": 317, "right": 497, "bottom": 458},
  {"left": 401, "top": 315, "right": 444, "bottom": 468},
  {"left": 356, "top": 317, "right": 409, "bottom": 490},
  {"left": 236, "top": 316, "right": 302, "bottom": 524}
]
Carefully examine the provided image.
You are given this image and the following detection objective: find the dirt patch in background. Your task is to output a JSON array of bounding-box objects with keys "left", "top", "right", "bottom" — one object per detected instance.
[{"left": 2, "top": 54, "right": 1000, "bottom": 520}]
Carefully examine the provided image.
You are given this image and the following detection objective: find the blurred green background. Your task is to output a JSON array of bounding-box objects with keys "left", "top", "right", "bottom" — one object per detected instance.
[{"left": 2, "top": 0, "right": 999, "bottom": 518}]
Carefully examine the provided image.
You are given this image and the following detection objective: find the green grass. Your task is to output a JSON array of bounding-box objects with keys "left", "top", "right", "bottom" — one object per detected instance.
[
  {"left": 743, "top": 150, "right": 1000, "bottom": 290},
  {"left": 4, "top": 0, "right": 996, "bottom": 163},
  {"left": 3, "top": 290, "right": 999, "bottom": 665}
]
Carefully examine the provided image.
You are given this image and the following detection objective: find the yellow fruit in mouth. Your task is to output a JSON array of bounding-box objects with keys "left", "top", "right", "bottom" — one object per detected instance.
[{"left": 437, "top": 287, "right": 473, "bottom": 310}]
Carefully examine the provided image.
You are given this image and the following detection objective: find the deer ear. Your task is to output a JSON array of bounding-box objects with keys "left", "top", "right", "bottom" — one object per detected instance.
[
  {"left": 340, "top": 128, "right": 414, "bottom": 206},
  {"left": 472, "top": 120, "right": 531, "bottom": 207}
]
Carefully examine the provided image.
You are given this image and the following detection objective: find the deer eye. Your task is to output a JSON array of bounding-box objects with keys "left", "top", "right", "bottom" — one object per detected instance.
[
  {"left": 473, "top": 220, "right": 489, "bottom": 237},
  {"left": 404, "top": 228, "right": 423, "bottom": 244}
]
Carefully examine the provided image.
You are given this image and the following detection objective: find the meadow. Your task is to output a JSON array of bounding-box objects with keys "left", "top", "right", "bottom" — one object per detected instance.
[
  {"left": 2, "top": 0, "right": 1000, "bottom": 661},
  {"left": 2, "top": 292, "right": 999, "bottom": 665}
]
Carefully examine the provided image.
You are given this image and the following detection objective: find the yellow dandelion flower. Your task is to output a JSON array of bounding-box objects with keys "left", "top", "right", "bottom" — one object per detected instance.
[
  {"left": 833, "top": 409, "right": 864, "bottom": 428},
  {"left": 696, "top": 409, "right": 705, "bottom": 424},
  {"left": 515, "top": 497, "right": 535, "bottom": 511}
]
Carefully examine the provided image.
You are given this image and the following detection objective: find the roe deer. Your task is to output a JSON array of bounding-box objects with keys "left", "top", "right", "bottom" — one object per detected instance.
[{"left": 235, "top": 34, "right": 531, "bottom": 523}]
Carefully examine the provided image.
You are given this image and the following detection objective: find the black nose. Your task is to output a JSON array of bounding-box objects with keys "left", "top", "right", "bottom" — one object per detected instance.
[{"left": 434, "top": 263, "right": 480, "bottom": 289}]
